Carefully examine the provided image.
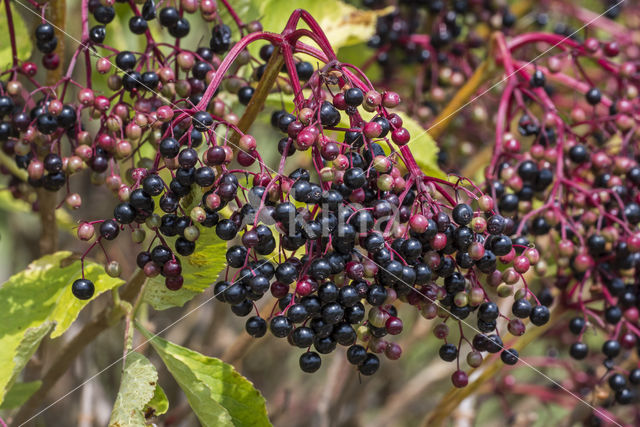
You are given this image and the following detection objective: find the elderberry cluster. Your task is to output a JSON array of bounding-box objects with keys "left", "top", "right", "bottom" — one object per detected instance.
[
  {"left": 485, "top": 33, "right": 640, "bottom": 406},
  {"left": 362, "top": 0, "right": 516, "bottom": 115},
  {"left": 0, "top": 0, "right": 267, "bottom": 298}
]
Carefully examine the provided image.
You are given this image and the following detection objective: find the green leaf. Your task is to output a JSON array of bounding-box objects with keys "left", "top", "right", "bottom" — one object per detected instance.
[
  {"left": 396, "top": 112, "right": 445, "bottom": 179},
  {"left": 240, "top": 0, "right": 392, "bottom": 52},
  {"left": 0, "top": 3, "right": 32, "bottom": 71},
  {"left": 138, "top": 326, "right": 270, "bottom": 427},
  {"left": 0, "top": 251, "right": 124, "bottom": 404},
  {"left": 145, "top": 383, "right": 169, "bottom": 417},
  {"left": 0, "top": 381, "right": 41, "bottom": 410},
  {"left": 109, "top": 352, "right": 159, "bottom": 427},
  {"left": 143, "top": 238, "right": 227, "bottom": 310}
]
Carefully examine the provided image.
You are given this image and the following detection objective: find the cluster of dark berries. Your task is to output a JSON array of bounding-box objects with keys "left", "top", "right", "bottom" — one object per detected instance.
[
  {"left": 485, "top": 32, "right": 640, "bottom": 406},
  {"left": 0, "top": 0, "right": 266, "bottom": 299},
  {"left": 362, "top": 0, "right": 517, "bottom": 117}
]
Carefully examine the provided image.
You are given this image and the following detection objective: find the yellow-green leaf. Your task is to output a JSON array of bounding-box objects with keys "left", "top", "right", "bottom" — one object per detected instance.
[
  {"left": 0, "top": 4, "right": 32, "bottom": 71},
  {"left": 244, "top": 0, "right": 392, "bottom": 51},
  {"left": 145, "top": 383, "right": 169, "bottom": 417},
  {"left": 109, "top": 352, "right": 159, "bottom": 427},
  {"left": 397, "top": 112, "right": 445, "bottom": 179},
  {"left": 143, "top": 238, "right": 227, "bottom": 310},
  {"left": 0, "top": 381, "right": 41, "bottom": 410},
  {"left": 138, "top": 326, "right": 270, "bottom": 427},
  {"left": 0, "top": 251, "right": 124, "bottom": 404}
]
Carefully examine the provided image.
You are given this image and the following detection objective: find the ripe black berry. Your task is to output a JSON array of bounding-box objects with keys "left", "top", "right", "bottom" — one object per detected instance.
[
  {"left": 569, "top": 342, "right": 588, "bottom": 360},
  {"left": 500, "top": 349, "right": 519, "bottom": 365},
  {"left": 72, "top": 278, "right": 95, "bottom": 300},
  {"left": 358, "top": 353, "right": 380, "bottom": 375},
  {"left": 100, "top": 219, "right": 120, "bottom": 240},
  {"left": 585, "top": 88, "right": 602, "bottom": 105},
  {"left": 299, "top": 351, "right": 322, "bottom": 373}
]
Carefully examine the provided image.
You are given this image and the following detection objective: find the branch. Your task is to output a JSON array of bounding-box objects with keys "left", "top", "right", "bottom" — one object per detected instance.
[
  {"left": 37, "top": 0, "right": 67, "bottom": 256},
  {"left": 228, "top": 45, "right": 285, "bottom": 146}
]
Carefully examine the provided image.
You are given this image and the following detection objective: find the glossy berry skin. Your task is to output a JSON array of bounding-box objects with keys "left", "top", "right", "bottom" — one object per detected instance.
[
  {"left": 346, "top": 344, "right": 367, "bottom": 365},
  {"left": 511, "top": 299, "right": 532, "bottom": 318},
  {"left": 72, "top": 278, "right": 95, "bottom": 300},
  {"left": 344, "top": 88, "right": 364, "bottom": 106},
  {"left": 158, "top": 7, "right": 179, "bottom": 27},
  {"left": 358, "top": 353, "right": 380, "bottom": 375},
  {"left": 35, "top": 23, "right": 55, "bottom": 41},
  {"left": 585, "top": 88, "right": 602, "bottom": 105},
  {"left": 299, "top": 352, "right": 322, "bottom": 373},
  {"left": 452, "top": 203, "right": 473, "bottom": 225},
  {"left": 568, "top": 317, "right": 585, "bottom": 335},
  {"left": 529, "top": 305, "right": 550, "bottom": 326},
  {"left": 569, "top": 342, "right": 588, "bottom": 360},
  {"left": 500, "top": 349, "right": 519, "bottom": 365},
  {"left": 245, "top": 316, "right": 267, "bottom": 338},
  {"left": 100, "top": 219, "right": 120, "bottom": 240},
  {"left": 270, "top": 315, "right": 293, "bottom": 338},
  {"left": 439, "top": 344, "right": 457, "bottom": 362}
]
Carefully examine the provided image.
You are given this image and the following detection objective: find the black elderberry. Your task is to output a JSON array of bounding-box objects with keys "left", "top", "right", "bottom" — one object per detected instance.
[
  {"left": 93, "top": 6, "right": 116, "bottom": 24},
  {"left": 89, "top": 25, "right": 106, "bottom": 43},
  {"left": 500, "top": 349, "right": 519, "bottom": 365},
  {"left": 608, "top": 373, "right": 626, "bottom": 391},
  {"left": 114, "top": 203, "right": 136, "bottom": 224},
  {"left": 299, "top": 352, "right": 322, "bottom": 373},
  {"left": 569, "top": 342, "right": 588, "bottom": 360},
  {"left": 129, "top": 16, "right": 148, "bottom": 34},
  {"left": 168, "top": 18, "right": 190, "bottom": 38},
  {"left": 158, "top": 6, "right": 179, "bottom": 27},
  {"left": 568, "top": 317, "right": 585, "bottom": 335},
  {"left": 347, "top": 344, "right": 367, "bottom": 365},
  {"left": 586, "top": 88, "right": 602, "bottom": 105},
  {"left": 529, "top": 305, "right": 550, "bottom": 326},
  {"left": 358, "top": 353, "right": 380, "bottom": 375},
  {"left": 295, "top": 61, "right": 314, "bottom": 80},
  {"left": 245, "top": 316, "right": 267, "bottom": 338},
  {"left": 72, "top": 278, "right": 95, "bottom": 300},
  {"left": 210, "top": 24, "right": 233, "bottom": 54},
  {"left": 452, "top": 203, "right": 473, "bottom": 225},
  {"left": 292, "top": 327, "right": 315, "bottom": 348},
  {"left": 100, "top": 219, "right": 120, "bottom": 240},
  {"left": 439, "top": 344, "right": 458, "bottom": 362},
  {"left": 35, "top": 23, "right": 55, "bottom": 42},
  {"left": 602, "top": 340, "right": 620, "bottom": 358}
]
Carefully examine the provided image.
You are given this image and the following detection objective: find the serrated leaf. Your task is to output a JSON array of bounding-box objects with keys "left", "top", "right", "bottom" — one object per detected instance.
[
  {"left": 0, "top": 3, "right": 32, "bottom": 71},
  {"left": 144, "top": 383, "right": 169, "bottom": 417},
  {"left": 109, "top": 352, "right": 158, "bottom": 427},
  {"left": 0, "top": 381, "right": 41, "bottom": 410},
  {"left": 0, "top": 251, "right": 124, "bottom": 404},
  {"left": 138, "top": 326, "right": 270, "bottom": 427},
  {"left": 143, "top": 237, "right": 227, "bottom": 310}
]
